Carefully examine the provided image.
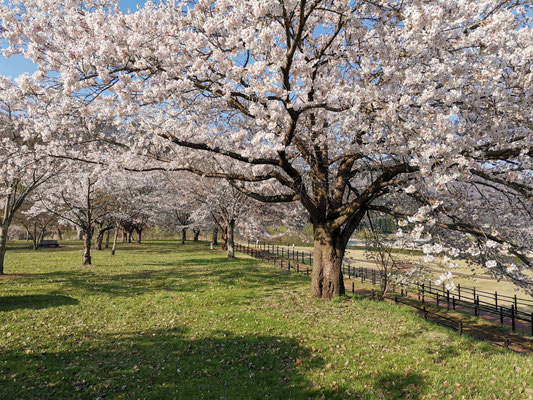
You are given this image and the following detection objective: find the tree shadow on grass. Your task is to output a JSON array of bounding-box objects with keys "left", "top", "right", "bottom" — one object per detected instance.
[
  {"left": 370, "top": 372, "right": 425, "bottom": 400},
  {"left": 0, "top": 328, "right": 348, "bottom": 400},
  {"left": 0, "top": 294, "right": 79, "bottom": 312}
]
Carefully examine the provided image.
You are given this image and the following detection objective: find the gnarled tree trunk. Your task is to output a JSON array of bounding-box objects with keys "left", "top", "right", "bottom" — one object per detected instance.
[
  {"left": 83, "top": 227, "right": 92, "bottom": 265},
  {"left": 135, "top": 227, "right": 143, "bottom": 244},
  {"left": 193, "top": 229, "right": 200, "bottom": 242},
  {"left": 212, "top": 226, "right": 218, "bottom": 245},
  {"left": 0, "top": 223, "right": 8, "bottom": 275},
  {"left": 220, "top": 227, "right": 228, "bottom": 251},
  {"left": 181, "top": 228, "right": 187, "bottom": 244},
  {"left": 111, "top": 225, "right": 119, "bottom": 256},
  {"left": 227, "top": 219, "right": 235, "bottom": 258},
  {"left": 105, "top": 229, "right": 111, "bottom": 248},
  {"left": 311, "top": 225, "right": 346, "bottom": 299}
]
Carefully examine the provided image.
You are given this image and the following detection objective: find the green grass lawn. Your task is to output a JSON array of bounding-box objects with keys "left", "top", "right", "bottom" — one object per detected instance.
[{"left": 1, "top": 241, "right": 532, "bottom": 399}]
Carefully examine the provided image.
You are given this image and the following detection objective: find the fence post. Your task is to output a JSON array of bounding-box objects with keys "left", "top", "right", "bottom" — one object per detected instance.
[
  {"left": 452, "top": 296, "right": 456, "bottom": 310},
  {"left": 476, "top": 296, "right": 480, "bottom": 317},
  {"left": 395, "top": 296, "right": 398, "bottom": 304},
  {"left": 473, "top": 287, "right": 476, "bottom": 304},
  {"left": 348, "top": 264, "right": 351, "bottom": 279},
  {"left": 436, "top": 293, "right": 440, "bottom": 306},
  {"left": 458, "top": 320, "right": 463, "bottom": 336},
  {"left": 500, "top": 306, "right": 504, "bottom": 326},
  {"left": 423, "top": 306, "right": 428, "bottom": 320},
  {"left": 352, "top": 282, "right": 355, "bottom": 295},
  {"left": 422, "top": 283, "right": 425, "bottom": 303},
  {"left": 494, "top": 291, "right": 498, "bottom": 309},
  {"left": 447, "top": 290, "right": 450, "bottom": 310},
  {"left": 511, "top": 305, "right": 515, "bottom": 332},
  {"left": 288, "top": 259, "right": 291, "bottom": 271},
  {"left": 297, "top": 263, "right": 300, "bottom": 273},
  {"left": 474, "top": 298, "right": 478, "bottom": 317},
  {"left": 514, "top": 295, "right": 518, "bottom": 314},
  {"left": 457, "top": 284, "right": 461, "bottom": 301}
]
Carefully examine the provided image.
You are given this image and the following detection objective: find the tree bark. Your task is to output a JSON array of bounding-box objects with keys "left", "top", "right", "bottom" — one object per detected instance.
[
  {"left": 122, "top": 228, "right": 128, "bottom": 243},
  {"left": 127, "top": 229, "right": 133, "bottom": 243},
  {"left": 105, "top": 229, "right": 111, "bottom": 248},
  {"left": 227, "top": 219, "right": 235, "bottom": 258},
  {"left": 57, "top": 228, "right": 62, "bottom": 240},
  {"left": 212, "top": 226, "right": 218, "bottom": 245},
  {"left": 95, "top": 229, "right": 105, "bottom": 251},
  {"left": 0, "top": 224, "right": 8, "bottom": 275},
  {"left": 83, "top": 227, "right": 92, "bottom": 265},
  {"left": 311, "top": 225, "right": 346, "bottom": 299},
  {"left": 181, "top": 228, "right": 187, "bottom": 244},
  {"left": 111, "top": 225, "right": 119, "bottom": 256},
  {"left": 221, "top": 227, "right": 228, "bottom": 251},
  {"left": 193, "top": 229, "right": 200, "bottom": 242},
  {"left": 135, "top": 228, "right": 142, "bottom": 244},
  {"left": 76, "top": 226, "right": 83, "bottom": 240},
  {"left": 32, "top": 222, "right": 38, "bottom": 250}
]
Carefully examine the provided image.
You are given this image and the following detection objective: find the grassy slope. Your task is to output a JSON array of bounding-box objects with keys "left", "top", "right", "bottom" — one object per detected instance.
[{"left": 0, "top": 241, "right": 532, "bottom": 400}]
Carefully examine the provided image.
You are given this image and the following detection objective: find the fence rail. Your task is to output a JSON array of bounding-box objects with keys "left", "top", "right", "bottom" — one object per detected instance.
[{"left": 236, "top": 241, "right": 533, "bottom": 337}]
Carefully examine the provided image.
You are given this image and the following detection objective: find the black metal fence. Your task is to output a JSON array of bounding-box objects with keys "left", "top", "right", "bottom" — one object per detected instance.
[{"left": 236, "top": 241, "right": 533, "bottom": 337}]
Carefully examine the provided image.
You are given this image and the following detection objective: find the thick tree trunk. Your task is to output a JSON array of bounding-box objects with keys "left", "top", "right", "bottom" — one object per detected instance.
[
  {"left": 127, "top": 229, "right": 133, "bottom": 243},
  {"left": 181, "top": 228, "right": 186, "bottom": 244},
  {"left": 0, "top": 224, "right": 8, "bottom": 275},
  {"left": 83, "top": 228, "right": 92, "bottom": 265},
  {"left": 221, "top": 228, "right": 228, "bottom": 251},
  {"left": 32, "top": 222, "right": 39, "bottom": 250},
  {"left": 111, "top": 226, "right": 119, "bottom": 256},
  {"left": 135, "top": 228, "right": 142, "bottom": 244},
  {"left": 122, "top": 229, "right": 128, "bottom": 243},
  {"left": 227, "top": 219, "right": 235, "bottom": 258},
  {"left": 212, "top": 226, "right": 218, "bottom": 245},
  {"left": 105, "top": 229, "right": 111, "bottom": 248},
  {"left": 193, "top": 229, "right": 200, "bottom": 242},
  {"left": 95, "top": 229, "right": 105, "bottom": 251},
  {"left": 311, "top": 225, "right": 346, "bottom": 299},
  {"left": 57, "top": 228, "right": 62, "bottom": 240}
]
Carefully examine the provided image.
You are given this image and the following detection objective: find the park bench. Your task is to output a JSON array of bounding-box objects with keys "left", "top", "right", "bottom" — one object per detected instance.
[{"left": 39, "top": 240, "right": 60, "bottom": 248}]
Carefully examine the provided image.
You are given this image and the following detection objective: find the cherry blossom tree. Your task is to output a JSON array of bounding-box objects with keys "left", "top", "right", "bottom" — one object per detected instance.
[
  {"left": 34, "top": 170, "right": 113, "bottom": 265},
  {"left": 2, "top": 0, "right": 532, "bottom": 296},
  {"left": 0, "top": 75, "right": 61, "bottom": 274}
]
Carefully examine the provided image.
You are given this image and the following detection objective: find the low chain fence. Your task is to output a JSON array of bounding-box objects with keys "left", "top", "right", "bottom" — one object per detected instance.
[{"left": 236, "top": 241, "right": 533, "bottom": 337}]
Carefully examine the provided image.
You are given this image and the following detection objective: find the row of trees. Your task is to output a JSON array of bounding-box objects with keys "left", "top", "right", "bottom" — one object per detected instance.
[{"left": 0, "top": 0, "right": 532, "bottom": 297}]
